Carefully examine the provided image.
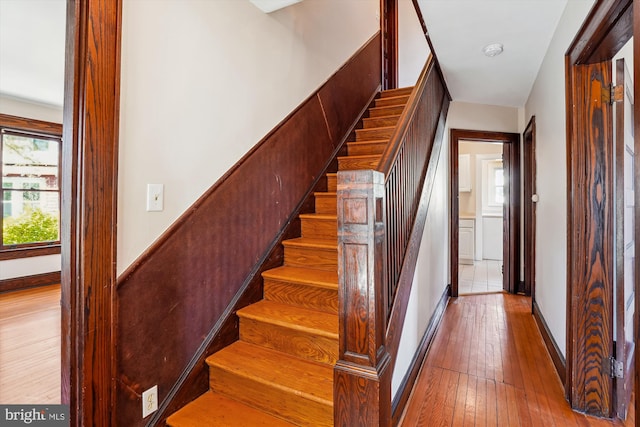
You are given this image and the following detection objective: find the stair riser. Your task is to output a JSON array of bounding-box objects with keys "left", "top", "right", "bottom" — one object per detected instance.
[
  {"left": 374, "top": 95, "right": 409, "bottom": 107},
  {"left": 284, "top": 246, "right": 337, "bottom": 271},
  {"left": 363, "top": 116, "right": 400, "bottom": 128},
  {"left": 264, "top": 281, "right": 338, "bottom": 314},
  {"left": 301, "top": 218, "right": 337, "bottom": 240},
  {"left": 368, "top": 104, "right": 405, "bottom": 117},
  {"left": 326, "top": 174, "right": 337, "bottom": 192},
  {"left": 380, "top": 87, "right": 413, "bottom": 98},
  {"left": 355, "top": 127, "right": 395, "bottom": 141},
  {"left": 208, "top": 366, "right": 332, "bottom": 427},
  {"left": 338, "top": 156, "right": 381, "bottom": 171},
  {"left": 239, "top": 318, "right": 338, "bottom": 364},
  {"left": 347, "top": 142, "right": 387, "bottom": 156},
  {"left": 314, "top": 195, "right": 336, "bottom": 214}
]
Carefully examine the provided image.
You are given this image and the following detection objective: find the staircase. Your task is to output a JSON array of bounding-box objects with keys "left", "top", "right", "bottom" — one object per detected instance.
[{"left": 166, "top": 87, "right": 412, "bottom": 427}]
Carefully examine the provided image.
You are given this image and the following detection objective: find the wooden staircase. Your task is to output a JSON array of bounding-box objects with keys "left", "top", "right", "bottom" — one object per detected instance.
[{"left": 166, "top": 87, "right": 412, "bottom": 427}]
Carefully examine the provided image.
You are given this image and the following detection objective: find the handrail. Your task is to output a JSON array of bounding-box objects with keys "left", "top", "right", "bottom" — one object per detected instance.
[{"left": 334, "top": 54, "right": 450, "bottom": 426}]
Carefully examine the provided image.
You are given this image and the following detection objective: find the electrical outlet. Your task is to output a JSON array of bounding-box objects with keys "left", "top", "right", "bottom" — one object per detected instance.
[
  {"left": 146, "top": 184, "right": 164, "bottom": 212},
  {"left": 142, "top": 385, "right": 158, "bottom": 418}
]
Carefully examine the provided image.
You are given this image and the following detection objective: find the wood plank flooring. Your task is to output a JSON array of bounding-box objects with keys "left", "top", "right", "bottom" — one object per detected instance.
[
  {"left": 0, "top": 284, "right": 61, "bottom": 404},
  {"left": 400, "top": 293, "right": 636, "bottom": 426}
]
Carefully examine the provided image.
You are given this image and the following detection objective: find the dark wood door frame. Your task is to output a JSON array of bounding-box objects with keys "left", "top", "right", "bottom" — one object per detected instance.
[
  {"left": 522, "top": 116, "right": 536, "bottom": 303},
  {"left": 380, "top": 0, "right": 398, "bottom": 90},
  {"left": 449, "top": 129, "right": 520, "bottom": 298},
  {"left": 61, "top": 1, "right": 121, "bottom": 425},
  {"left": 564, "top": 0, "right": 634, "bottom": 418}
]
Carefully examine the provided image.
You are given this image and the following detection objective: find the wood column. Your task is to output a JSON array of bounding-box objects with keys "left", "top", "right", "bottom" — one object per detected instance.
[
  {"left": 334, "top": 170, "right": 391, "bottom": 427},
  {"left": 62, "top": 0, "right": 121, "bottom": 425}
]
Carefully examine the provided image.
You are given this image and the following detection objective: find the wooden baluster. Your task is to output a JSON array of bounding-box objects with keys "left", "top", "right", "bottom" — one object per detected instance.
[{"left": 334, "top": 170, "right": 391, "bottom": 427}]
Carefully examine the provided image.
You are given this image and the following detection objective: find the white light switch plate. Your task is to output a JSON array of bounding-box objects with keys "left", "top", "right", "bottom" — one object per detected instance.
[{"left": 146, "top": 184, "right": 164, "bottom": 212}]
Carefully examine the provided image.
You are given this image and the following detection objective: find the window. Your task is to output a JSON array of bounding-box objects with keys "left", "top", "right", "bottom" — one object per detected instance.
[
  {"left": 482, "top": 158, "right": 504, "bottom": 216},
  {"left": 0, "top": 115, "right": 62, "bottom": 257}
]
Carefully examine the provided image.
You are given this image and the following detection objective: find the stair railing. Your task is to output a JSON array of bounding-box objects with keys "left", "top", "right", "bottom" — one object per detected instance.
[{"left": 334, "top": 55, "right": 449, "bottom": 426}]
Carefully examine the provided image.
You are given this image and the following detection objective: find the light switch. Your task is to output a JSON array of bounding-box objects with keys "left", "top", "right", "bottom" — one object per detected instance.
[{"left": 146, "top": 184, "right": 164, "bottom": 212}]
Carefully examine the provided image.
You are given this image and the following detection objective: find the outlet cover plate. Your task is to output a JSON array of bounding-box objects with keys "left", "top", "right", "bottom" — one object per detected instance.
[{"left": 142, "top": 385, "right": 158, "bottom": 418}]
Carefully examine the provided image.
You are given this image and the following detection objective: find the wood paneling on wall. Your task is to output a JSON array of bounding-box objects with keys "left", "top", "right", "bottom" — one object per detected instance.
[{"left": 115, "top": 33, "right": 382, "bottom": 427}]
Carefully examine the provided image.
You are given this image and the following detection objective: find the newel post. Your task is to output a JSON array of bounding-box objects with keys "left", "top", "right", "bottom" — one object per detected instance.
[{"left": 334, "top": 170, "right": 391, "bottom": 427}]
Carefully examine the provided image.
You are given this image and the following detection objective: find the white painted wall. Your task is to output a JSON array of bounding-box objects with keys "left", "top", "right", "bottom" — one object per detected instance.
[
  {"left": 398, "top": 0, "right": 430, "bottom": 87},
  {"left": 523, "top": 0, "right": 595, "bottom": 358},
  {"left": 447, "top": 101, "right": 519, "bottom": 133},
  {"left": 118, "top": 0, "right": 379, "bottom": 274},
  {"left": 0, "top": 95, "right": 62, "bottom": 280},
  {"left": 392, "top": 123, "right": 449, "bottom": 397}
]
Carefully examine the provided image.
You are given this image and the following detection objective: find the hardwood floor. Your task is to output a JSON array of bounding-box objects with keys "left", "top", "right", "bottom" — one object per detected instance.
[
  {"left": 399, "top": 293, "right": 636, "bottom": 426},
  {"left": 0, "top": 284, "right": 61, "bottom": 404}
]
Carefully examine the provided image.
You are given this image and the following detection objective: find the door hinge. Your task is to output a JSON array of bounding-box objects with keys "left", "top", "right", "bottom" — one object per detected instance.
[
  {"left": 605, "top": 356, "right": 624, "bottom": 379},
  {"left": 602, "top": 84, "right": 624, "bottom": 104}
]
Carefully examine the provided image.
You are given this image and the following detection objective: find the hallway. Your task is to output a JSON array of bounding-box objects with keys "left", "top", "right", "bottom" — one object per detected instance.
[{"left": 399, "top": 293, "right": 635, "bottom": 426}]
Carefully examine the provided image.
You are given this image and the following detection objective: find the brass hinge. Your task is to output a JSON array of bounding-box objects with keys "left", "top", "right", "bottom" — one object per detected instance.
[
  {"left": 605, "top": 356, "right": 624, "bottom": 379},
  {"left": 602, "top": 84, "right": 624, "bottom": 104}
]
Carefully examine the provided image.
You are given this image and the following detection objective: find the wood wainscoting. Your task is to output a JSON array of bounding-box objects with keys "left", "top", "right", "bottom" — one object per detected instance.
[
  {"left": 0, "top": 272, "right": 61, "bottom": 294},
  {"left": 116, "top": 33, "right": 382, "bottom": 427}
]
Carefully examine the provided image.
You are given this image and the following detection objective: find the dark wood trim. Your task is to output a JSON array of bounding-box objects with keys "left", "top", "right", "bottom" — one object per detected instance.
[
  {"left": 449, "top": 129, "right": 521, "bottom": 297},
  {"left": 0, "top": 113, "right": 62, "bottom": 135},
  {"left": 391, "top": 284, "right": 450, "bottom": 426},
  {"left": 523, "top": 116, "right": 537, "bottom": 300},
  {"left": 381, "top": 0, "right": 398, "bottom": 89},
  {"left": 61, "top": 1, "right": 122, "bottom": 426},
  {"left": 567, "top": 0, "right": 633, "bottom": 65},
  {"left": 564, "top": 0, "right": 633, "bottom": 417},
  {"left": 0, "top": 245, "right": 61, "bottom": 260},
  {"left": 0, "top": 271, "right": 61, "bottom": 294},
  {"left": 533, "top": 301, "right": 566, "bottom": 385}
]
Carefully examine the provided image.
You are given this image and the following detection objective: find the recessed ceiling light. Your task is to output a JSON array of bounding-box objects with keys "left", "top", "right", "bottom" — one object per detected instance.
[{"left": 483, "top": 43, "right": 504, "bottom": 57}]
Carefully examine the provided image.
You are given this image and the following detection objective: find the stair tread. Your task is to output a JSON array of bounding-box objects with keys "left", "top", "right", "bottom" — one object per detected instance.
[
  {"left": 338, "top": 153, "right": 381, "bottom": 159},
  {"left": 166, "top": 391, "right": 297, "bottom": 427},
  {"left": 347, "top": 139, "right": 389, "bottom": 145},
  {"left": 315, "top": 191, "right": 336, "bottom": 196},
  {"left": 238, "top": 300, "right": 338, "bottom": 338},
  {"left": 282, "top": 237, "right": 337, "bottom": 249},
  {"left": 263, "top": 266, "right": 338, "bottom": 289},
  {"left": 363, "top": 114, "right": 401, "bottom": 121},
  {"left": 356, "top": 125, "right": 396, "bottom": 132},
  {"left": 299, "top": 213, "right": 336, "bottom": 220},
  {"left": 207, "top": 341, "right": 334, "bottom": 405},
  {"left": 380, "top": 86, "right": 413, "bottom": 97}
]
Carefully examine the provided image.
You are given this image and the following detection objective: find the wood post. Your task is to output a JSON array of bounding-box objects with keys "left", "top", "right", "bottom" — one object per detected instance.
[{"left": 334, "top": 170, "right": 391, "bottom": 427}]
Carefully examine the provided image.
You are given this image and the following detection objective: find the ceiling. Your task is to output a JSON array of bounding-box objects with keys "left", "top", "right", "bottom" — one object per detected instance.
[
  {"left": 418, "top": 0, "right": 588, "bottom": 107},
  {"left": 0, "top": 0, "right": 593, "bottom": 109}
]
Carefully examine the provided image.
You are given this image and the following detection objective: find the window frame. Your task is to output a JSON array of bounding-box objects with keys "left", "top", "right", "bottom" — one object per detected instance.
[{"left": 0, "top": 114, "right": 62, "bottom": 260}]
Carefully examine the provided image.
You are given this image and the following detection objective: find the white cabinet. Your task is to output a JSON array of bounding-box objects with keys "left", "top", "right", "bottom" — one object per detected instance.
[
  {"left": 459, "top": 218, "right": 475, "bottom": 265},
  {"left": 459, "top": 154, "right": 471, "bottom": 192}
]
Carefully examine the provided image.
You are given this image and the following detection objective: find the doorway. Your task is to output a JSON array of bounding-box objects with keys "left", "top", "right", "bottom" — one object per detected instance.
[
  {"left": 457, "top": 141, "right": 505, "bottom": 294},
  {"left": 450, "top": 129, "right": 520, "bottom": 298}
]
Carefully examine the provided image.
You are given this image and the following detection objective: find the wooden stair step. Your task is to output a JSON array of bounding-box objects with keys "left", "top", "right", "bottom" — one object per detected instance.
[
  {"left": 363, "top": 114, "right": 401, "bottom": 128},
  {"left": 314, "top": 192, "right": 336, "bottom": 214},
  {"left": 263, "top": 266, "right": 338, "bottom": 314},
  {"left": 300, "top": 213, "right": 337, "bottom": 240},
  {"left": 326, "top": 173, "right": 337, "bottom": 192},
  {"left": 238, "top": 300, "right": 338, "bottom": 364},
  {"left": 347, "top": 140, "right": 388, "bottom": 156},
  {"left": 380, "top": 86, "right": 413, "bottom": 98},
  {"left": 374, "top": 94, "right": 410, "bottom": 107},
  {"left": 355, "top": 126, "right": 395, "bottom": 141},
  {"left": 338, "top": 154, "right": 381, "bottom": 171},
  {"left": 368, "top": 104, "right": 405, "bottom": 117},
  {"left": 207, "top": 341, "right": 333, "bottom": 426},
  {"left": 282, "top": 237, "right": 337, "bottom": 271},
  {"left": 166, "top": 391, "right": 297, "bottom": 427}
]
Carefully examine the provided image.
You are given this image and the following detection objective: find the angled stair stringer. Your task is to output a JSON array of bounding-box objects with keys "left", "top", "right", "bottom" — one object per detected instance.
[{"left": 166, "top": 86, "right": 412, "bottom": 426}]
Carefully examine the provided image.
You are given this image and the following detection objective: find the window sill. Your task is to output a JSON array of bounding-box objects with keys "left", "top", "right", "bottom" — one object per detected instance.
[{"left": 0, "top": 245, "right": 61, "bottom": 261}]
